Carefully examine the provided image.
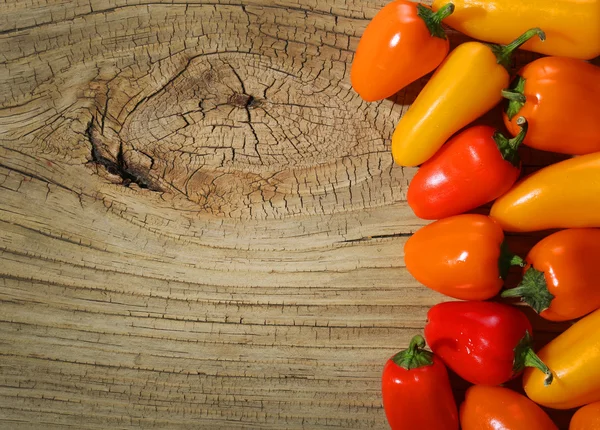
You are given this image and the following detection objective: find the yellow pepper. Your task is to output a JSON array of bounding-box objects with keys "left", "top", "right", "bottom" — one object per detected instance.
[
  {"left": 432, "top": 0, "right": 600, "bottom": 60},
  {"left": 522, "top": 308, "right": 600, "bottom": 409},
  {"left": 391, "top": 28, "right": 544, "bottom": 167},
  {"left": 490, "top": 152, "right": 600, "bottom": 232}
]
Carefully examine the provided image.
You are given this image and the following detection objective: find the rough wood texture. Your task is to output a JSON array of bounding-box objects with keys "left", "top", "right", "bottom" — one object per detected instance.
[{"left": 0, "top": 1, "right": 585, "bottom": 428}]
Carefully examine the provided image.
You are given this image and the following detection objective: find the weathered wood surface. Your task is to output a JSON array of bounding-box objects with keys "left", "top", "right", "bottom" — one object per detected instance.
[{"left": 0, "top": 1, "right": 583, "bottom": 428}]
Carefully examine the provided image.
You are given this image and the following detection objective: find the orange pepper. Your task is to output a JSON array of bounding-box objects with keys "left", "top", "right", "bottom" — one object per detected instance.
[
  {"left": 350, "top": 1, "right": 455, "bottom": 102},
  {"left": 570, "top": 401, "right": 600, "bottom": 430},
  {"left": 502, "top": 57, "right": 600, "bottom": 155},
  {"left": 502, "top": 229, "right": 600, "bottom": 321},
  {"left": 461, "top": 385, "right": 557, "bottom": 430},
  {"left": 490, "top": 152, "right": 600, "bottom": 232},
  {"left": 404, "top": 214, "right": 523, "bottom": 300},
  {"left": 432, "top": 0, "right": 600, "bottom": 59}
]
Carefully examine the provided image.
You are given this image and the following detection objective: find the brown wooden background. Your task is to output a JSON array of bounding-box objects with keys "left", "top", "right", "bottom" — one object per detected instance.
[{"left": 0, "top": 0, "right": 592, "bottom": 428}]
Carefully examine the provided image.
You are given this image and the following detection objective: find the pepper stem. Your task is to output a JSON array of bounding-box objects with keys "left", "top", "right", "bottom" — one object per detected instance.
[
  {"left": 498, "top": 241, "right": 525, "bottom": 279},
  {"left": 493, "top": 117, "right": 528, "bottom": 167},
  {"left": 489, "top": 28, "right": 546, "bottom": 70},
  {"left": 432, "top": 3, "right": 455, "bottom": 23},
  {"left": 417, "top": 3, "right": 455, "bottom": 40},
  {"left": 504, "top": 75, "right": 527, "bottom": 120},
  {"left": 501, "top": 266, "right": 555, "bottom": 314},
  {"left": 513, "top": 331, "right": 554, "bottom": 386},
  {"left": 391, "top": 334, "right": 434, "bottom": 370},
  {"left": 523, "top": 348, "right": 554, "bottom": 386},
  {"left": 501, "top": 90, "right": 526, "bottom": 103}
]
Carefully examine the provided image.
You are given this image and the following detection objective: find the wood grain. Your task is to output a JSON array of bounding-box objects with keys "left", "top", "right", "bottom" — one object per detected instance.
[{"left": 0, "top": 0, "right": 587, "bottom": 428}]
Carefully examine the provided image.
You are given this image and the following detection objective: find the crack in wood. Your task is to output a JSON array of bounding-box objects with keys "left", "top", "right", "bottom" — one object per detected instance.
[
  {"left": 338, "top": 232, "right": 414, "bottom": 244},
  {"left": 86, "top": 119, "right": 163, "bottom": 192}
]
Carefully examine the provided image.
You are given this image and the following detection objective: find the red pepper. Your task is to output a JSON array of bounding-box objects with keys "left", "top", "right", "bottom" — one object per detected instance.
[
  {"left": 382, "top": 335, "right": 459, "bottom": 430},
  {"left": 424, "top": 301, "right": 552, "bottom": 386},
  {"left": 407, "top": 118, "right": 527, "bottom": 220}
]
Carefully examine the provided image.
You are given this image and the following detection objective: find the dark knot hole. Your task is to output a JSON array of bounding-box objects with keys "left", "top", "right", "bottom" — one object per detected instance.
[{"left": 229, "top": 92, "right": 256, "bottom": 108}]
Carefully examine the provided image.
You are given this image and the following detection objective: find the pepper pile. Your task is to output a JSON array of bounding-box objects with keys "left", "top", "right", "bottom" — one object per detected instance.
[{"left": 350, "top": 1, "right": 600, "bottom": 429}]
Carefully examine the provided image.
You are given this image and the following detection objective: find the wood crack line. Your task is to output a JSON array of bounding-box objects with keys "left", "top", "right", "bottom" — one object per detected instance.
[{"left": 0, "top": 2, "right": 354, "bottom": 37}]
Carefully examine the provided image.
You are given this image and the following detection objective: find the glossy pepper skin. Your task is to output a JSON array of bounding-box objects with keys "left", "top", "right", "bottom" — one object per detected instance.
[
  {"left": 382, "top": 335, "right": 458, "bottom": 430},
  {"left": 404, "top": 214, "right": 524, "bottom": 300},
  {"left": 490, "top": 152, "right": 600, "bottom": 232},
  {"left": 407, "top": 118, "right": 527, "bottom": 220},
  {"left": 460, "top": 385, "right": 558, "bottom": 430},
  {"left": 350, "top": 1, "right": 455, "bottom": 102},
  {"left": 502, "top": 57, "right": 600, "bottom": 155},
  {"left": 391, "top": 28, "right": 545, "bottom": 167},
  {"left": 425, "top": 301, "right": 552, "bottom": 386},
  {"left": 523, "top": 308, "right": 600, "bottom": 409},
  {"left": 570, "top": 401, "right": 600, "bottom": 430},
  {"left": 432, "top": 0, "right": 600, "bottom": 59},
  {"left": 502, "top": 229, "right": 600, "bottom": 321}
]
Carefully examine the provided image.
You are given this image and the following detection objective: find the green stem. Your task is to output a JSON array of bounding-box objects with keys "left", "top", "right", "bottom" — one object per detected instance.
[
  {"left": 504, "top": 75, "right": 527, "bottom": 120},
  {"left": 501, "top": 286, "right": 529, "bottom": 298},
  {"left": 523, "top": 348, "right": 554, "bottom": 386},
  {"left": 501, "top": 89, "right": 527, "bottom": 103},
  {"left": 498, "top": 241, "right": 525, "bottom": 279},
  {"left": 489, "top": 28, "right": 546, "bottom": 70},
  {"left": 432, "top": 3, "right": 455, "bottom": 23},
  {"left": 501, "top": 266, "right": 555, "bottom": 314},
  {"left": 493, "top": 116, "right": 528, "bottom": 167},
  {"left": 391, "top": 335, "right": 434, "bottom": 370},
  {"left": 417, "top": 3, "right": 454, "bottom": 40},
  {"left": 513, "top": 331, "right": 553, "bottom": 386}
]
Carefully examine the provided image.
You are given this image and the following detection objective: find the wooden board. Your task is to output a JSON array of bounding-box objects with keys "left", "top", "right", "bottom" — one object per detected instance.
[{"left": 0, "top": 1, "right": 588, "bottom": 428}]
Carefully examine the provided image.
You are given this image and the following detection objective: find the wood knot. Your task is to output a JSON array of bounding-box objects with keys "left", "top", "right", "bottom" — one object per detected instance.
[
  {"left": 85, "top": 52, "right": 395, "bottom": 219},
  {"left": 228, "top": 92, "right": 255, "bottom": 108}
]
